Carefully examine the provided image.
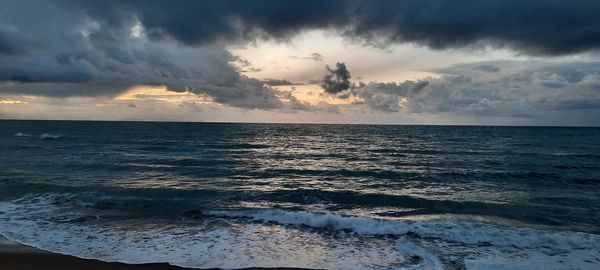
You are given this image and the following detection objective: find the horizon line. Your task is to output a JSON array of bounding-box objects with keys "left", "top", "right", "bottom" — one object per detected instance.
[{"left": 1, "top": 118, "right": 598, "bottom": 128}]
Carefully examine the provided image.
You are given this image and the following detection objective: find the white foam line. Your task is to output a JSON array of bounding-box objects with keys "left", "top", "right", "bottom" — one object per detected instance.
[
  {"left": 206, "top": 209, "right": 600, "bottom": 250},
  {"left": 0, "top": 195, "right": 426, "bottom": 269},
  {"left": 2, "top": 194, "right": 600, "bottom": 270}
]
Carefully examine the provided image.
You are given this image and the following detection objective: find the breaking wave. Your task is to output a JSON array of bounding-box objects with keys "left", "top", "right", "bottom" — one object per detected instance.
[
  {"left": 206, "top": 209, "right": 600, "bottom": 250},
  {"left": 0, "top": 194, "right": 599, "bottom": 270}
]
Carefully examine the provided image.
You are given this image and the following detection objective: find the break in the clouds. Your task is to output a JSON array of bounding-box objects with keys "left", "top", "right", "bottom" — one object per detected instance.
[{"left": 1, "top": 0, "right": 600, "bottom": 124}]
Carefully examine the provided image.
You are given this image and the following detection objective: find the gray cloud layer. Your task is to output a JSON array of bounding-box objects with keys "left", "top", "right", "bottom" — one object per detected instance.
[
  {"left": 348, "top": 61, "right": 600, "bottom": 121},
  {"left": 69, "top": 0, "right": 600, "bottom": 55},
  {"left": 0, "top": 0, "right": 319, "bottom": 110},
  {"left": 2, "top": 0, "right": 600, "bottom": 116},
  {"left": 351, "top": 81, "right": 429, "bottom": 112}
]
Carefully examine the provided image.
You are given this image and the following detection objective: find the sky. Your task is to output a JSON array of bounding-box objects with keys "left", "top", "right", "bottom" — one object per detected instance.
[{"left": 1, "top": 0, "right": 600, "bottom": 126}]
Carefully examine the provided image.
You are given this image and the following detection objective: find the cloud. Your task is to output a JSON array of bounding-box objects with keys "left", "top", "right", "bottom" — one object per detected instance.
[
  {"left": 262, "top": 79, "right": 295, "bottom": 86},
  {"left": 290, "top": 52, "right": 323, "bottom": 62},
  {"left": 351, "top": 80, "right": 429, "bottom": 112},
  {"left": 2, "top": 0, "right": 600, "bottom": 116},
  {"left": 342, "top": 1, "right": 600, "bottom": 55},
  {"left": 67, "top": 0, "right": 600, "bottom": 55},
  {"left": 233, "top": 57, "right": 262, "bottom": 73},
  {"left": 0, "top": 0, "right": 318, "bottom": 111},
  {"left": 346, "top": 61, "right": 600, "bottom": 120},
  {"left": 474, "top": 64, "right": 501, "bottom": 73},
  {"left": 0, "top": 23, "right": 38, "bottom": 55},
  {"left": 320, "top": 62, "right": 351, "bottom": 94}
]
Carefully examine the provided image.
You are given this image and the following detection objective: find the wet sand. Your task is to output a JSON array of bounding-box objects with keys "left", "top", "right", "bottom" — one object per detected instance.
[
  {"left": 0, "top": 240, "right": 192, "bottom": 270},
  {"left": 0, "top": 237, "right": 311, "bottom": 270}
]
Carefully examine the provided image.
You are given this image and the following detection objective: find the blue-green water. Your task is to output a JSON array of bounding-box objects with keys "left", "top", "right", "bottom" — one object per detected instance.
[{"left": 1, "top": 120, "right": 599, "bottom": 269}]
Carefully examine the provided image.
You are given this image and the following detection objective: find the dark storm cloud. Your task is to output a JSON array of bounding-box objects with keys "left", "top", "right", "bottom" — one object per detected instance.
[
  {"left": 0, "top": 24, "right": 38, "bottom": 55},
  {"left": 66, "top": 0, "right": 600, "bottom": 55},
  {"left": 344, "top": 0, "right": 600, "bottom": 55},
  {"left": 474, "top": 65, "right": 501, "bottom": 73},
  {"left": 0, "top": 0, "right": 319, "bottom": 110},
  {"left": 75, "top": 0, "right": 349, "bottom": 46},
  {"left": 2, "top": 0, "right": 600, "bottom": 112},
  {"left": 321, "top": 63, "right": 351, "bottom": 94}
]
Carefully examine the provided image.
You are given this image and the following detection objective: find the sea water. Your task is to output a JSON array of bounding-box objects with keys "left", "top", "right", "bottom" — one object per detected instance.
[{"left": 1, "top": 120, "right": 599, "bottom": 269}]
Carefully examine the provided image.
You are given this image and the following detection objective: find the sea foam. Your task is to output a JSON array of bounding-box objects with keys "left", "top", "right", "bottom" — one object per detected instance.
[
  {"left": 206, "top": 209, "right": 600, "bottom": 249},
  {"left": 1, "top": 194, "right": 599, "bottom": 270}
]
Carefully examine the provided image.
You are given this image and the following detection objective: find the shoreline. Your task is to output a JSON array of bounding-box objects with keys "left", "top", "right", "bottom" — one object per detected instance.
[
  {"left": 0, "top": 237, "right": 309, "bottom": 270},
  {"left": 0, "top": 237, "right": 193, "bottom": 270}
]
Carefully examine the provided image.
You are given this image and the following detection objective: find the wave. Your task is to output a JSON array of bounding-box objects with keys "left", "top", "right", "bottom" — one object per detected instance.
[
  {"left": 0, "top": 194, "right": 439, "bottom": 270},
  {"left": 552, "top": 152, "right": 600, "bottom": 159},
  {"left": 40, "top": 133, "right": 61, "bottom": 140},
  {"left": 205, "top": 209, "right": 600, "bottom": 249},
  {"left": 206, "top": 210, "right": 600, "bottom": 269},
  {"left": 1, "top": 194, "right": 599, "bottom": 270},
  {"left": 13, "top": 132, "right": 31, "bottom": 137}
]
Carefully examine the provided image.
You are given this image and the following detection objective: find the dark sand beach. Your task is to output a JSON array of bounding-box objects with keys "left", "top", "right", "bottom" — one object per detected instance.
[
  {"left": 0, "top": 237, "right": 309, "bottom": 270},
  {"left": 0, "top": 237, "right": 191, "bottom": 270}
]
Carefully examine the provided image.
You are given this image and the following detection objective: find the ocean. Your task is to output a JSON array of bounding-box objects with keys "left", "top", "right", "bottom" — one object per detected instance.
[{"left": 0, "top": 120, "right": 599, "bottom": 269}]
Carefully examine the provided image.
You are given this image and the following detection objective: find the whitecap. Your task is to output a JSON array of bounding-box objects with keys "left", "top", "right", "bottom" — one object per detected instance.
[
  {"left": 1, "top": 194, "right": 599, "bottom": 270},
  {"left": 13, "top": 132, "right": 31, "bottom": 137},
  {"left": 40, "top": 133, "right": 61, "bottom": 140}
]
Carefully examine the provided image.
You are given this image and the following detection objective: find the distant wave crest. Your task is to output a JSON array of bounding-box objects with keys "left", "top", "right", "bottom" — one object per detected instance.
[
  {"left": 40, "top": 133, "right": 61, "bottom": 140},
  {"left": 13, "top": 132, "right": 31, "bottom": 137}
]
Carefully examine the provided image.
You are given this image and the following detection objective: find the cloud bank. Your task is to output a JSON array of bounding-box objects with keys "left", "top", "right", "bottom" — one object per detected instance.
[
  {"left": 347, "top": 61, "right": 600, "bottom": 121},
  {"left": 0, "top": 0, "right": 322, "bottom": 110},
  {"left": 68, "top": 0, "right": 600, "bottom": 55},
  {"left": 1, "top": 0, "right": 600, "bottom": 123}
]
